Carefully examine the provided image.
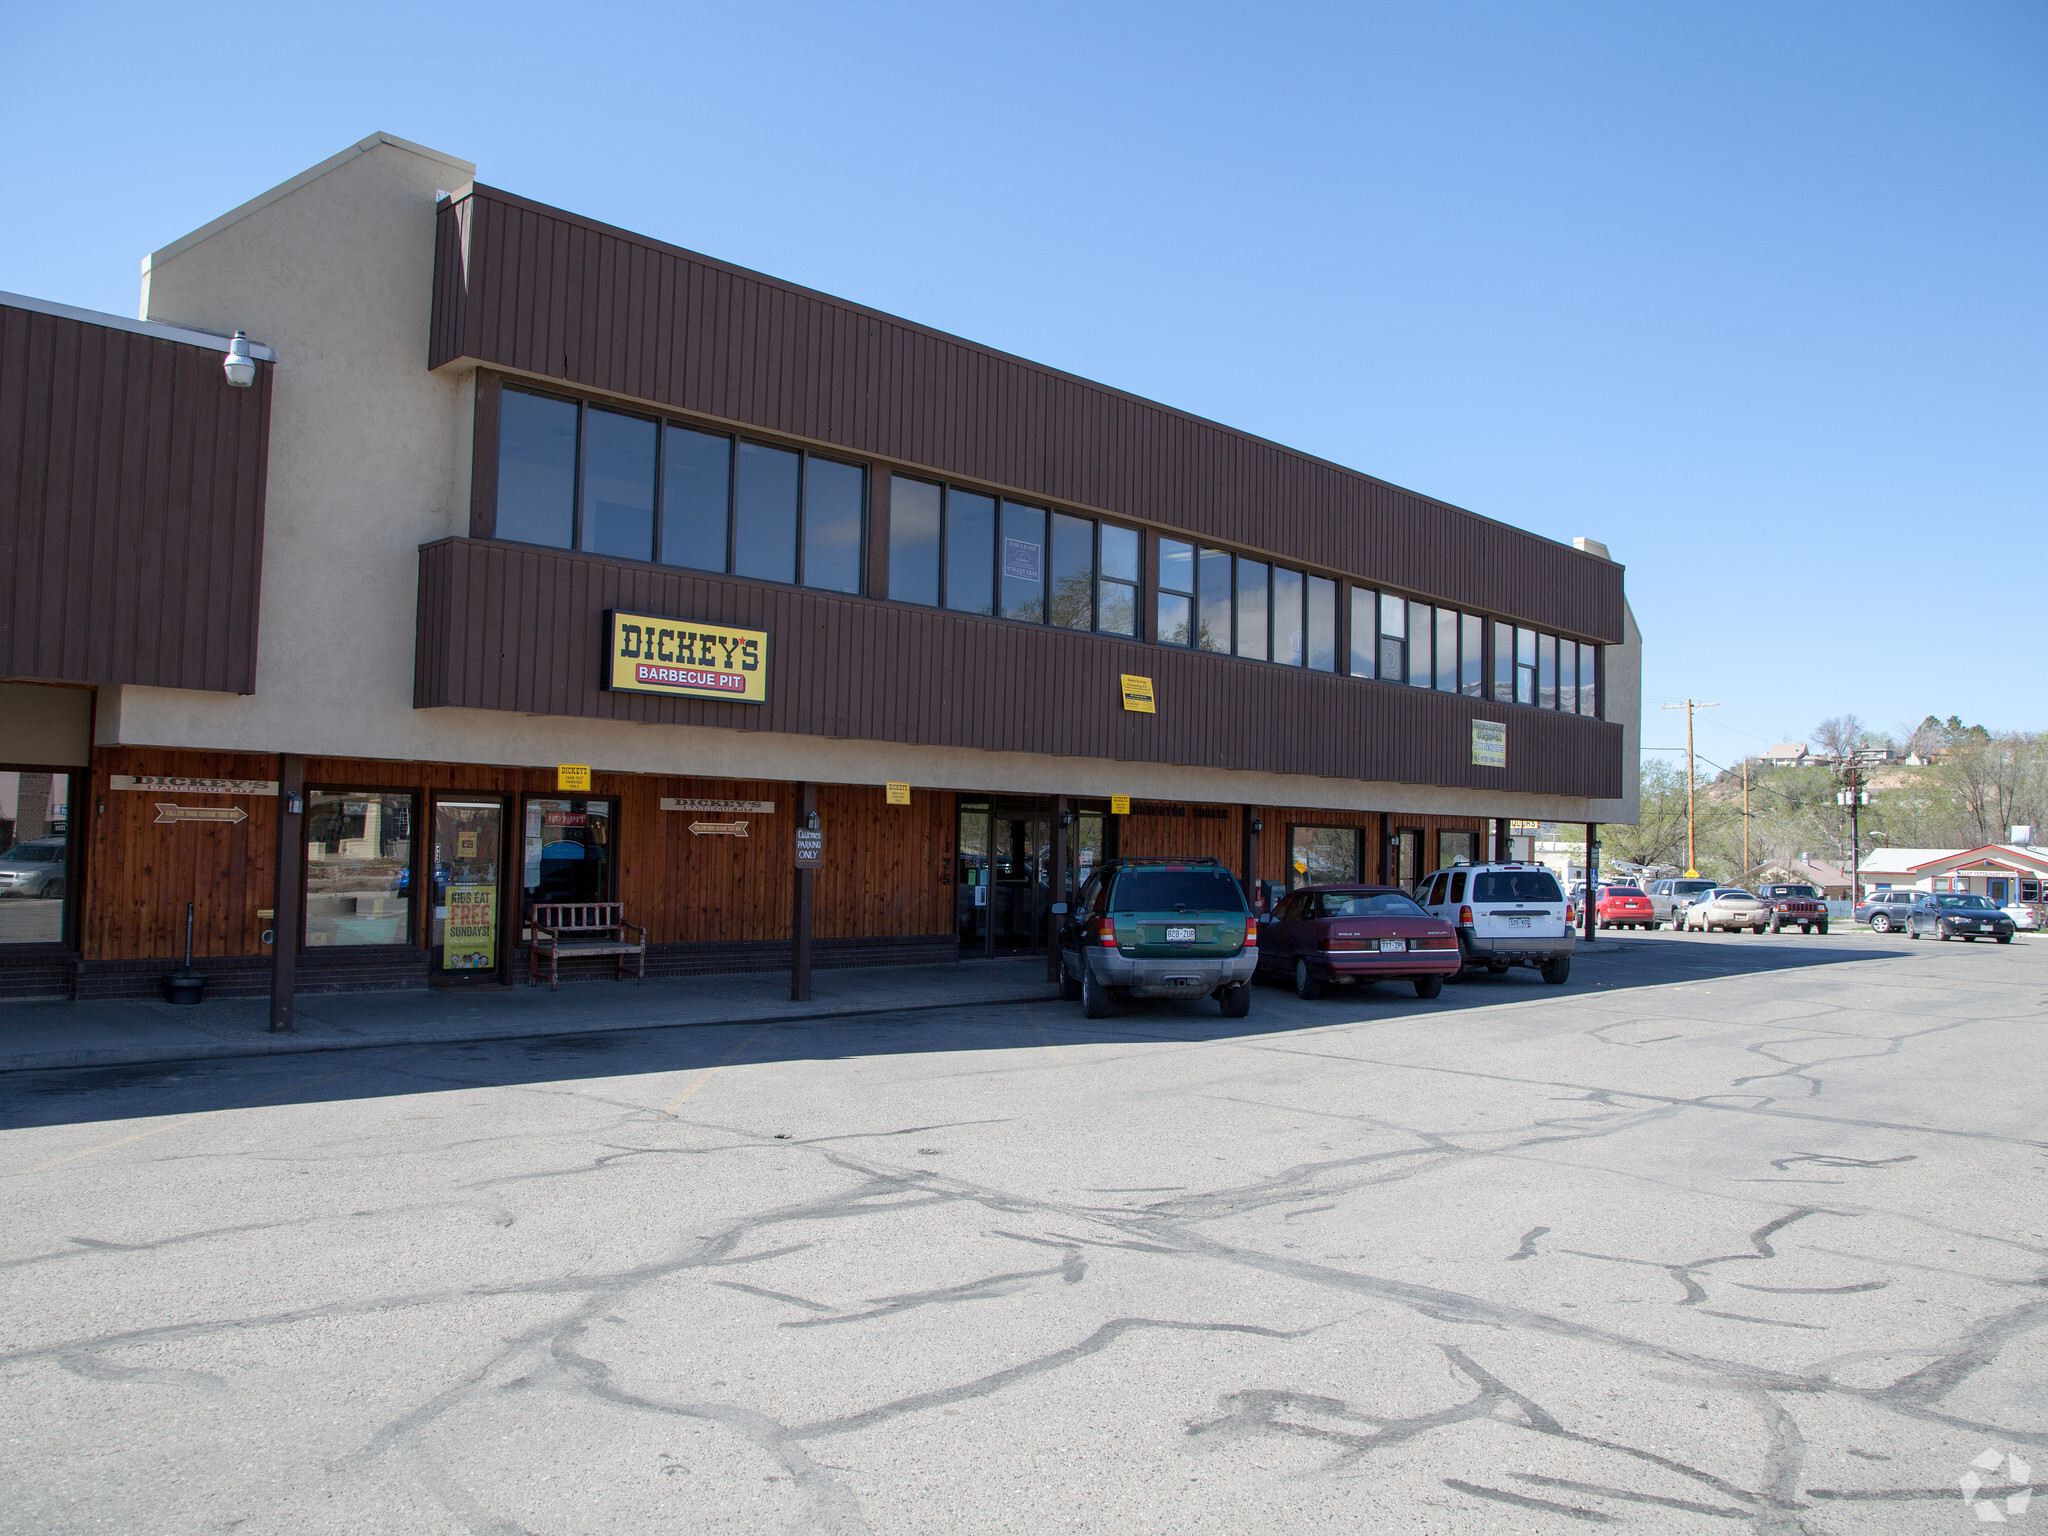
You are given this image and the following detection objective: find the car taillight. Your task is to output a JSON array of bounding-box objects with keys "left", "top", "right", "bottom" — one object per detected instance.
[
  {"left": 1417, "top": 935, "right": 1459, "bottom": 949},
  {"left": 1245, "top": 915, "right": 1258, "bottom": 946},
  {"left": 1098, "top": 915, "right": 1118, "bottom": 948},
  {"left": 1565, "top": 904, "right": 1576, "bottom": 924},
  {"left": 1458, "top": 905, "right": 1474, "bottom": 926}
]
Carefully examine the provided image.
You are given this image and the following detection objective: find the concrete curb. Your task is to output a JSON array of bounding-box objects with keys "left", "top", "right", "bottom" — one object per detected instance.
[{"left": 0, "top": 983, "right": 1063, "bottom": 1075}]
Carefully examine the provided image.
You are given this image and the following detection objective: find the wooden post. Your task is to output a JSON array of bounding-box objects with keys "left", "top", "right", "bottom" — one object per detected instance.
[
  {"left": 791, "top": 782, "right": 816, "bottom": 1002},
  {"left": 1046, "top": 796, "right": 1068, "bottom": 981},
  {"left": 269, "top": 753, "right": 304, "bottom": 1032}
]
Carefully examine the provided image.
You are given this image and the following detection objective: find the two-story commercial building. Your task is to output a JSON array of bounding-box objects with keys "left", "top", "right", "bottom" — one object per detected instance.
[{"left": 1, "top": 132, "right": 1639, "bottom": 1007}]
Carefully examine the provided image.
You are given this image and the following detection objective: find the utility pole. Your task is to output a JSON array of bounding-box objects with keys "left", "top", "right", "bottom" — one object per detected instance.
[
  {"left": 1661, "top": 700, "right": 1720, "bottom": 877},
  {"left": 1836, "top": 767, "right": 1869, "bottom": 903},
  {"left": 1742, "top": 756, "right": 1751, "bottom": 877}
]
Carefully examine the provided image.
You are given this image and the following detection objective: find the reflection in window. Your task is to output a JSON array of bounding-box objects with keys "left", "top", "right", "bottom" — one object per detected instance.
[
  {"left": 1435, "top": 606, "right": 1458, "bottom": 692},
  {"left": 734, "top": 442, "right": 800, "bottom": 583},
  {"left": 1539, "top": 634, "right": 1558, "bottom": 710},
  {"left": 803, "top": 457, "right": 865, "bottom": 594},
  {"left": 580, "top": 407, "right": 657, "bottom": 561},
  {"left": 1098, "top": 525, "right": 1138, "bottom": 636},
  {"left": 1493, "top": 620, "right": 1514, "bottom": 703},
  {"left": 1407, "top": 601, "right": 1432, "bottom": 688},
  {"left": 1579, "top": 642, "right": 1599, "bottom": 715},
  {"left": 521, "top": 799, "right": 614, "bottom": 913},
  {"left": 1559, "top": 642, "right": 1576, "bottom": 717},
  {"left": 1291, "top": 825, "right": 1360, "bottom": 887},
  {"left": 1516, "top": 627, "right": 1537, "bottom": 705},
  {"left": 1306, "top": 576, "right": 1336, "bottom": 671},
  {"left": 945, "top": 490, "right": 997, "bottom": 616},
  {"left": 1197, "top": 548, "right": 1232, "bottom": 653},
  {"left": 305, "top": 792, "right": 413, "bottom": 947},
  {"left": 1460, "top": 613, "right": 1484, "bottom": 697},
  {"left": 1158, "top": 537, "right": 1194, "bottom": 646},
  {"left": 1350, "top": 587, "right": 1376, "bottom": 675},
  {"left": 662, "top": 426, "right": 731, "bottom": 571},
  {"left": 0, "top": 771, "right": 70, "bottom": 943},
  {"left": 1000, "top": 501, "right": 1046, "bottom": 623},
  {"left": 1379, "top": 595, "right": 1405, "bottom": 681},
  {"left": 1236, "top": 559, "right": 1268, "bottom": 661},
  {"left": 888, "top": 476, "right": 942, "bottom": 605},
  {"left": 496, "top": 389, "right": 578, "bottom": 548},
  {"left": 1049, "top": 513, "right": 1094, "bottom": 630},
  {"left": 1273, "top": 567, "right": 1304, "bottom": 666}
]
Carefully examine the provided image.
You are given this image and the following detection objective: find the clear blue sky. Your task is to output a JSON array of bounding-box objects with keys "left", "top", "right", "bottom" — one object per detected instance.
[{"left": 4, "top": 1, "right": 2040, "bottom": 773}]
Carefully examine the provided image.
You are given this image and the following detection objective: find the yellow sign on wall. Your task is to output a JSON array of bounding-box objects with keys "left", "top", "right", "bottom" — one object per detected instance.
[
  {"left": 885, "top": 783, "right": 911, "bottom": 805},
  {"left": 1110, "top": 795, "right": 1131, "bottom": 816},
  {"left": 607, "top": 610, "right": 769, "bottom": 703},
  {"left": 557, "top": 763, "right": 592, "bottom": 792},
  {"left": 1471, "top": 721, "right": 1506, "bottom": 769},
  {"left": 1120, "top": 674, "right": 1156, "bottom": 713},
  {"left": 443, "top": 884, "right": 497, "bottom": 971}
]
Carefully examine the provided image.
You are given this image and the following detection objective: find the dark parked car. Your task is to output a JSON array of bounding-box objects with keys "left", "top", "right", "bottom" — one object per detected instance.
[
  {"left": 1756, "top": 883, "right": 1829, "bottom": 934},
  {"left": 1257, "top": 885, "right": 1461, "bottom": 999},
  {"left": 1057, "top": 858, "right": 1256, "bottom": 1019},
  {"left": 1854, "top": 889, "right": 1920, "bottom": 933},
  {"left": 1906, "top": 893, "right": 2016, "bottom": 943}
]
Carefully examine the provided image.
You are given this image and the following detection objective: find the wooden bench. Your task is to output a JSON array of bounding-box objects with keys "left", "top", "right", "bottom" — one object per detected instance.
[{"left": 527, "top": 902, "right": 647, "bottom": 991}]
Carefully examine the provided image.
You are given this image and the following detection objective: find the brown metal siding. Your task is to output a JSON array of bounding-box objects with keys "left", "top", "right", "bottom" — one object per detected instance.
[
  {"left": 0, "top": 302, "right": 272, "bottom": 693},
  {"left": 431, "top": 188, "right": 1623, "bottom": 643},
  {"left": 416, "top": 538, "right": 1621, "bottom": 800}
]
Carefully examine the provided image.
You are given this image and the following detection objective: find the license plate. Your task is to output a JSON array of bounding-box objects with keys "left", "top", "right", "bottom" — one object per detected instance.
[
  {"left": 1508, "top": 916, "right": 1532, "bottom": 930},
  {"left": 1166, "top": 926, "right": 1196, "bottom": 942},
  {"left": 1377, "top": 939, "right": 1407, "bottom": 952}
]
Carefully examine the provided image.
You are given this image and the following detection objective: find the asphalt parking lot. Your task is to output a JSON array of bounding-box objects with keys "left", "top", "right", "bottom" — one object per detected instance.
[{"left": 1, "top": 928, "right": 2042, "bottom": 1534}]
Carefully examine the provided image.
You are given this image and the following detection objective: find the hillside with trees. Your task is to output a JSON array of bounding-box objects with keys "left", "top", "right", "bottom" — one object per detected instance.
[{"left": 1604, "top": 716, "right": 2046, "bottom": 882}]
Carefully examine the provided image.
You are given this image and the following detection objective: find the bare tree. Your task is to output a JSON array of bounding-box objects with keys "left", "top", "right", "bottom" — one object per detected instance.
[{"left": 1812, "top": 714, "right": 1866, "bottom": 760}]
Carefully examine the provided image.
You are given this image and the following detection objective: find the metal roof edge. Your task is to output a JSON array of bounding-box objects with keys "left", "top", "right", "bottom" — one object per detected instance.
[{"left": 0, "top": 290, "right": 277, "bottom": 361}]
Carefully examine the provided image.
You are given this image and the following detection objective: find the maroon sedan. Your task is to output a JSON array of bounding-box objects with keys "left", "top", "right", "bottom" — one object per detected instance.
[{"left": 1257, "top": 884, "right": 1463, "bottom": 999}]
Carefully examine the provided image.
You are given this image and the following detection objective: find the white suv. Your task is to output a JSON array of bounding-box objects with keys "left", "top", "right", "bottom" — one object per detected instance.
[{"left": 1413, "top": 862, "right": 1576, "bottom": 984}]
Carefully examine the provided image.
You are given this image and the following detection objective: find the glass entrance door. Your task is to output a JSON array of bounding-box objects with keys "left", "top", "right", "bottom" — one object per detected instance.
[
  {"left": 956, "top": 799, "right": 1052, "bottom": 956},
  {"left": 431, "top": 798, "right": 505, "bottom": 975}
]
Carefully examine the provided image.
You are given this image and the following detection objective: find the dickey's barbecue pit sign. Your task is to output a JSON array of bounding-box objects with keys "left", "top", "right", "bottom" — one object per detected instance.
[{"left": 606, "top": 610, "right": 769, "bottom": 704}]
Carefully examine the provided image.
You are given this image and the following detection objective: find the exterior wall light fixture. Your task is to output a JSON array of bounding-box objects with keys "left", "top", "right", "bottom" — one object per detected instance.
[{"left": 223, "top": 331, "right": 257, "bottom": 388}]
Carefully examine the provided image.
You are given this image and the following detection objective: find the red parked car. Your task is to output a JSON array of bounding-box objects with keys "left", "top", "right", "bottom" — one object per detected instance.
[
  {"left": 1595, "top": 884, "right": 1655, "bottom": 929},
  {"left": 1256, "top": 884, "right": 1463, "bottom": 999}
]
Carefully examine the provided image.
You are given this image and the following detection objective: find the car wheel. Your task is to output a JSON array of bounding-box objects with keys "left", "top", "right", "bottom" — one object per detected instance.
[
  {"left": 1768, "top": 915, "right": 1781, "bottom": 934},
  {"left": 1219, "top": 984, "right": 1252, "bottom": 1019},
  {"left": 1872, "top": 913, "right": 1893, "bottom": 933},
  {"left": 1081, "top": 964, "right": 1112, "bottom": 1018},
  {"left": 1486, "top": 962, "right": 1510, "bottom": 975},
  {"left": 1413, "top": 974, "right": 1444, "bottom": 999},
  {"left": 42, "top": 878, "right": 63, "bottom": 900},
  {"left": 1293, "top": 958, "right": 1323, "bottom": 1000},
  {"left": 1752, "top": 925, "right": 1766, "bottom": 935},
  {"left": 1058, "top": 956, "right": 1083, "bottom": 1002},
  {"left": 1540, "top": 957, "right": 1571, "bottom": 985},
  {"left": 1816, "top": 922, "right": 1828, "bottom": 935},
  {"left": 1996, "top": 934, "right": 2011, "bottom": 944}
]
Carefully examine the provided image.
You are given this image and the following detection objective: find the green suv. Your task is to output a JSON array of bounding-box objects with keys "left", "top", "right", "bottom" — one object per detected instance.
[{"left": 1056, "top": 858, "right": 1256, "bottom": 1019}]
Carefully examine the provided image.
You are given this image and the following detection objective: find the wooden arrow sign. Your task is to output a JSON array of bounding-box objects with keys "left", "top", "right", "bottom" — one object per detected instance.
[
  {"left": 689, "top": 821, "right": 749, "bottom": 837},
  {"left": 155, "top": 802, "right": 248, "bottom": 826}
]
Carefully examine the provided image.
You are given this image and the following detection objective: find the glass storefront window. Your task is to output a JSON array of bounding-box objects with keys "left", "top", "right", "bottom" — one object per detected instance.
[
  {"left": 1350, "top": 586, "right": 1375, "bottom": 675},
  {"left": 1493, "top": 620, "right": 1514, "bottom": 703},
  {"left": 1272, "top": 567, "right": 1304, "bottom": 666},
  {"left": 1098, "top": 525, "right": 1139, "bottom": 637},
  {"left": 1158, "top": 537, "right": 1194, "bottom": 645},
  {"left": 305, "top": 792, "right": 414, "bottom": 947},
  {"left": 1460, "top": 613, "right": 1484, "bottom": 697},
  {"left": 431, "top": 799, "right": 504, "bottom": 973},
  {"left": 1516, "top": 627, "right": 1537, "bottom": 705},
  {"left": 580, "top": 407, "right": 657, "bottom": 561},
  {"left": 1290, "top": 825, "right": 1360, "bottom": 888},
  {"left": 1539, "top": 634, "right": 1558, "bottom": 710},
  {"left": 1379, "top": 595, "right": 1405, "bottom": 680},
  {"left": 0, "top": 771, "right": 71, "bottom": 944},
  {"left": 1435, "top": 606, "right": 1458, "bottom": 692},
  {"left": 1306, "top": 576, "right": 1336, "bottom": 671},
  {"left": 1558, "top": 642, "right": 1577, "bottom": 714},
  {"left": 521, "top": 799, "right": 615, "bottom": 914},
  {"left": 889, "top": 476, "right": 942, "bottom": 605},
  {"left": 734, "top": 441, "right": 800, "bottom": 583},
  {"left": 1407, "top": 602, "right": 1432, "bottom": 688},
  {"left": 1579, "top": 642, "right": 1600, "bottom": 715}
]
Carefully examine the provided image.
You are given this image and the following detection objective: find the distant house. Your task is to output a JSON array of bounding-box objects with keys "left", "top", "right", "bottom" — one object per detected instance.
[
  {"left": 1748, "top": 856, "right": 1854, "bottom": 901},
  {"left": 1857, "top": 845, "right": 2048, "bottom": 907},
  {"left": 1760, "top": 743, "right": 1810, "bottom": 767}
]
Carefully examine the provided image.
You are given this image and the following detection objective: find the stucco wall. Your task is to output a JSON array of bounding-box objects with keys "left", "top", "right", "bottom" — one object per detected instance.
[{"left": 1587, "top": 595, "right": 1643, "bottom": 827}]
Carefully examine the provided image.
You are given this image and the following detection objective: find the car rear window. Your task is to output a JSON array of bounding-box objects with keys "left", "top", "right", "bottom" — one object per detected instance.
[
  {"left": 1472, "top": 871, "right": 1564, "bottom": 904},
  {"left": 1321, "top": 891, "right": 1429, "bottom": 918},
  {"left": 1111, "top": 868, "right": 1248, "bottom": 912},
  {"left": 1602, "top": 886, "right": 1645, "bottom": 897},
  {"left": 2, "top": 844, "right": 60, "bottom": 862}
]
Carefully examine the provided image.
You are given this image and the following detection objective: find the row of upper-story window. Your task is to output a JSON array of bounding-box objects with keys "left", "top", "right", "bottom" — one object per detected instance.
[{"left": 491, "top": 383, "right": 1601, "bottom": 716}]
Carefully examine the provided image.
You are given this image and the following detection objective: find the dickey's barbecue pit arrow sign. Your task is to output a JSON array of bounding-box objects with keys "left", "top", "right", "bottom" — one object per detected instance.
[
  {"left": 155, "top": 803, "right": 249, "bottom": 826},
  {"left": 689, "top": 821, "right": 749, "bottom": 837}
]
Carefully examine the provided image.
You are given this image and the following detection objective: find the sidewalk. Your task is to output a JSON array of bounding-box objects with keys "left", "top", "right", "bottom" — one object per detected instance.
[{"left": 0, "top": 959, "right": 1060, "bottom": 1074}]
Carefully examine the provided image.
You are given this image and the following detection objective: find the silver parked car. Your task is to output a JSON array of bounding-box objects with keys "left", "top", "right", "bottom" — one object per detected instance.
[
  {"left": 1681, "top": 888, "right": 1769, "bottom": 933},
  {"left": 0, "top": 837, "right": 68, "bottom": 899},
  {"left": 1646, "top": 877, "right": 1718, "bottom": 929}
]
